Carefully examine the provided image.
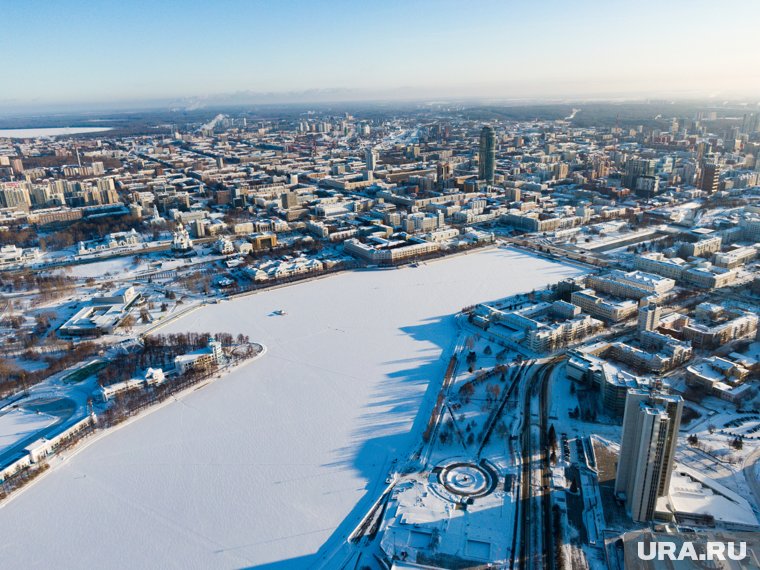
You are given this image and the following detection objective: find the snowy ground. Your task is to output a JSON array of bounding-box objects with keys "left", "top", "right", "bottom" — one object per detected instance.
[
  {"left": 0, "top": 248, "right": 584, "bottom": 569},
  {"left": 64, "top": 256, "right": 139, "bottom": 279},
  {"left": 0, "top": 407, "right": 57, "bottom": 456}
]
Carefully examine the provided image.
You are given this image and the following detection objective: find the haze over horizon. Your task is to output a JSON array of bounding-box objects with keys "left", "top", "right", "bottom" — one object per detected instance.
[{"left": 3, "top": 0, "right": 760, "bottom": 113}]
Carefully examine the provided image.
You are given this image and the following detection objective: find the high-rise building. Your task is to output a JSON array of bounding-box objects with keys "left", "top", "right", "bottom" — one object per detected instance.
[
  {"left": 669, "top": 118, "right": 679, "bottom": 136},
  {"left": 478, "top": 126, "right": 496, "bottom": 184},
  {"left": 741, "top": 112, "right": 759, "bottom": 134},
  {"left": 436, "top": 161, "right": 451, "bottom": 189},
  {"left": 700, "top": 162, "right": 720, "bottom": 193},
  {"left": 622, "top": 158, "right": 657, "bottom": 190},
  {"left": 0, "top": 183, "right": 32, "bottom": 210},
  {"left": 365, "top": 147, "right": 377, "bottom": 172},
  {"left": 638, "top": 303, "right": 661, "bottom": 332},
  {"left": 615, "top": 389, "right": 683, "bottom": 522}
]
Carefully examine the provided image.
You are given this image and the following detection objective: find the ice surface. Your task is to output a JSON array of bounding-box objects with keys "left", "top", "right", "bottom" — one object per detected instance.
[{"left": 0, "top": 248, "right": 584, "bottom": 569}]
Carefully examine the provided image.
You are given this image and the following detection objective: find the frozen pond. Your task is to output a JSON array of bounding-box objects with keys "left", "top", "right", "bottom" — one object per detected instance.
[{"left": 0, "top": 248, "right": 584, "bottom": 569}]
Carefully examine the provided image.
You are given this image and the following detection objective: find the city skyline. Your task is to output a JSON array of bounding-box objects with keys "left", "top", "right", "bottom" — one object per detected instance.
[
  {"left": 1, "top": 96, "right": 760, "bottom": 569},
  {"left": 2, "top": 3, "right": 760, "bottom": 567},
  {"left": 4, "top": 0, "right": 760, "bottom": 112}
]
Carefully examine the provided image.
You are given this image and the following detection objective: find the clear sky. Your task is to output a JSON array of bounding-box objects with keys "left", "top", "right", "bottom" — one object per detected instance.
[{"left": 3, "top": 0, "right": 760, "bottom": 110}]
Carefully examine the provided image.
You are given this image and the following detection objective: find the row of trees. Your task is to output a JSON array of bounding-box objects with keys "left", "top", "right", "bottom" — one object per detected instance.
[
  {"left": 0, "top": 341, "right": 100, "bottom": 398},
  {"left": 0, "top": 215, "right": 144, "bottom": 250},
  {"left": 98, "top": 332, "right": 251, "bottom": 387},
  {"left": 99, "top": 341, "right": 259, "bottom": 428},
  {"left": 688, "top": 432, "right": 744, "bottom": 450},
  {"left": 1, "top": 271, "right": 76, "bottom": 296}
]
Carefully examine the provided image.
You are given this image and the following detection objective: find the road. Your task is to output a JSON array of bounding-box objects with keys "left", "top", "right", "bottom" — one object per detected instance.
[
  {"left": 743, "top": 447, "right": 760, "bottom": 517},
  {"left": 504, "top": 236, "right": 609, "bottom": 268},
  {"left": 515, "top": 358, "right": 560, "bottom": 570}
]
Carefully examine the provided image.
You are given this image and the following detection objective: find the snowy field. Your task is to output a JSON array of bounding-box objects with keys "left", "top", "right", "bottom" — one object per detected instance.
[
  {"left": 64, "top": 256, "right": 138, "bottom": 278},
  {"left": 0, "top": 248, "right": 584, "bottom": 569}
]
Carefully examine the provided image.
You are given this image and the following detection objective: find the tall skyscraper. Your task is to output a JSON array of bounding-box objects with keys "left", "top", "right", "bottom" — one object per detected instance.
[
  {"left": 615, "top": 389, "right": 683, "bottom": 522},
  {"left": 478, "top": 126, "right": 496, "bottom": 184},
  {"left": 741, "top": 112, "right": 759, "bottom": 134},
  {"left": 700, "top": 162, "right": 720, "bottom": 193}
]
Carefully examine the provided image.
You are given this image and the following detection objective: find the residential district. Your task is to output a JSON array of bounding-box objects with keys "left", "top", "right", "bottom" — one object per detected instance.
[{"left": 1, "top": 103, "right": 760, "bottom": 569}]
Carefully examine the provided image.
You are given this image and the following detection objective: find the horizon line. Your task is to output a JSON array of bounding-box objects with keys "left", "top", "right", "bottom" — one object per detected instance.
[{"left": 2, "top": 85, "right": 760, "bottom": 117}]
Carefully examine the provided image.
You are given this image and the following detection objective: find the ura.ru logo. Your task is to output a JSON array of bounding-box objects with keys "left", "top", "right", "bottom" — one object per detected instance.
[{"left": 637, "top": 541, "right": 747, "bottom": 561}]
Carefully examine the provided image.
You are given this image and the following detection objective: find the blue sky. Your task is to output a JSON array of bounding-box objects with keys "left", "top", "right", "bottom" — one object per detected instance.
[{"left": 3, "top": 0, "right": 760, "bottom": 109}]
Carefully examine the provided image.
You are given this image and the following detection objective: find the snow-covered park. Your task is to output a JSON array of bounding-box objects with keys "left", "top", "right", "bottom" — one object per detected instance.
[{"left": 0, "top": 248, "right": 584, "bottom": 569}]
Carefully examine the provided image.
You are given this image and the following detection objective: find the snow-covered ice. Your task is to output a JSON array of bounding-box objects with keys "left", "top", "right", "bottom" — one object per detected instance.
[{"left": 0, "top": 248, "right": 584, "bottom": 569}]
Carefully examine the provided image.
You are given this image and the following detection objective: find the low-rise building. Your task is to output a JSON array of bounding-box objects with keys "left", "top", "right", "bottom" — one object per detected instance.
[
  {"left": 496, "top": 300, "right": 605, "bottom": 353},
  {"left": 686, "top": 355, "right": 753, "bottom": 403},
  {"left": 674, "top": 304, "right": 759, "bottom": 349},
  {"left": 681, "top": 236, "right": 722, "bottom": 258},
  {"left": 59, "top": 287, "right": 140, "bottom": 336},
  {"left": 587, "top": 270, "right": 675, "bottom": 300},
  {"left": 570, "top": 289, "right": 639, "bottom": 322},
  {"left": 567, "top": 348, "right": 648, "bottom": 415},
  {"left": 634, "top": 252, "right": 686, "bottom": 280},
  {"left": 712, "top": 245, "right": 758, "bottom": 269},
  {"left": 344, "top": 235, "right": 440, "bottom": 264},
  {"left": 247, "top": 256, "right": 324, "bottom": 282},
  {"left": 605, "top": 331, "right": 692, "bottom": 373},
  {"left": 682, "top": 263, "right": 738, "bottom": 289},
  {"left": 77, "top": 229, "right": 141, "bottom": 256},
  {"left": 174, "top": 338, "right": 223, "bottom": 374},
  {"left": 0, "top": 244, "right": 41, "bottom": 266}
]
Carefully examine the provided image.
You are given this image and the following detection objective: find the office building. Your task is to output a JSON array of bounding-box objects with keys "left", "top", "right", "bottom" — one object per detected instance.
[{"left": 478, "top": 126, "right": 496, "bottom": 184}]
